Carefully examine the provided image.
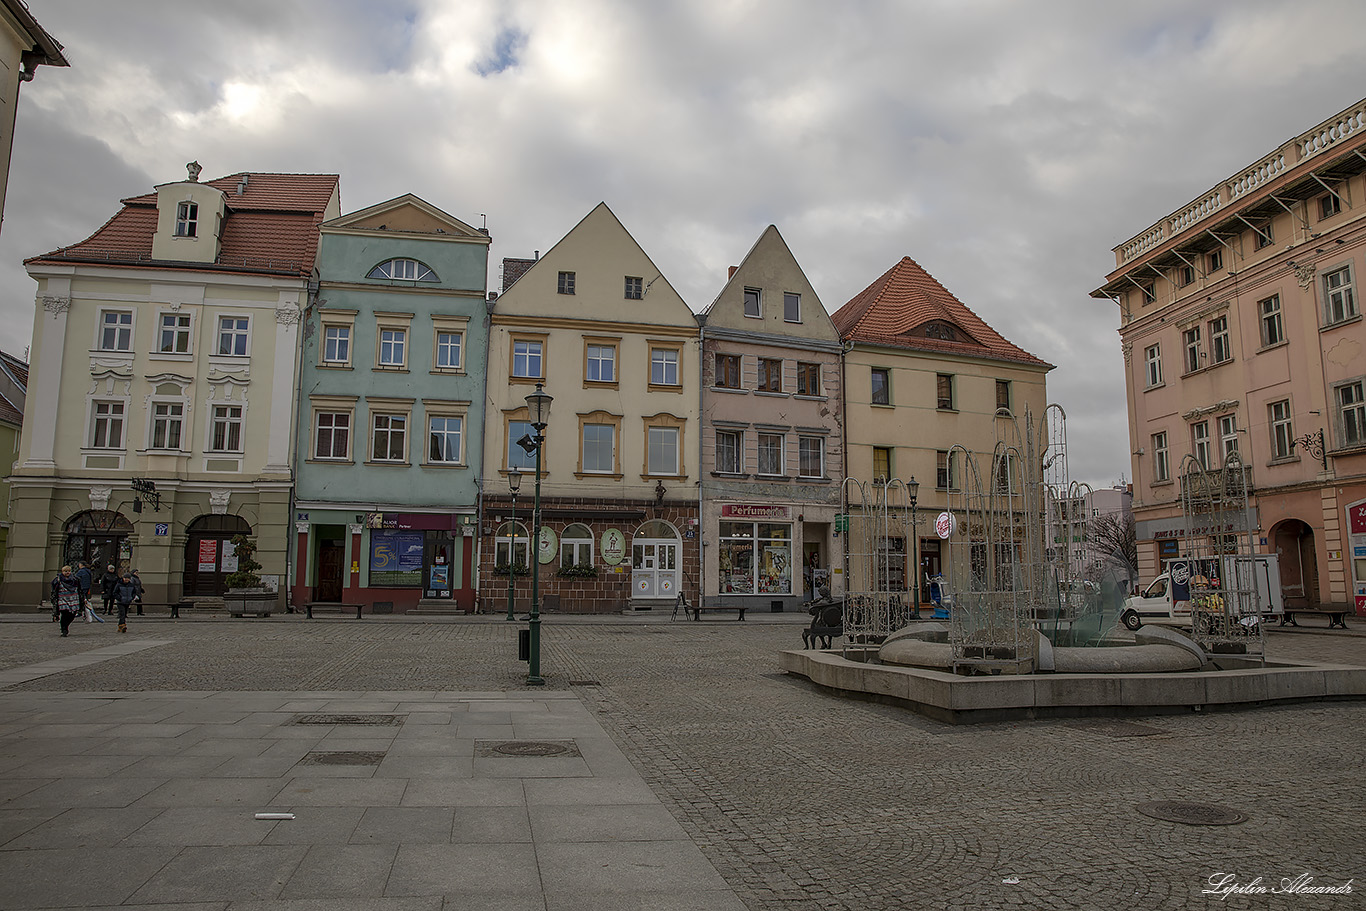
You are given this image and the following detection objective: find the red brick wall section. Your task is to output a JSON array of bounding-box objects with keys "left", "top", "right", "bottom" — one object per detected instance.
[{"left": 479, "top": 496, "right": 699, "bottom": 614}]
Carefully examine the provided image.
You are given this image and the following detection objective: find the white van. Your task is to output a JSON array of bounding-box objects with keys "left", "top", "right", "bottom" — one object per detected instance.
[{"left": 1119, "top": 555, "right": 1282, "bottom": 631}]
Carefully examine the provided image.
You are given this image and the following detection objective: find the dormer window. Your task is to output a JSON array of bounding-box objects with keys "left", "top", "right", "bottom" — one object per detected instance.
[
  {"left": 367, "top": 258, "right": 437, "bottom": 282},
  {"left": 175, "top": 201, "right": 198, "bottom": 238},
  {"left": 924, "top": 321, "right": 957, "bottom": 341}
]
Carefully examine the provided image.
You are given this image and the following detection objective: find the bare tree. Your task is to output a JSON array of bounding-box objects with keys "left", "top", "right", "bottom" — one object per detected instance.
[{"left": 1087, "top": 511, "right": 1137, "bottom": 583}]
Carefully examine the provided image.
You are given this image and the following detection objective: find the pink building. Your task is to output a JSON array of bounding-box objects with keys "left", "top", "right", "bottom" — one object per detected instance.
[{"left": 1093, "top": 97, "right": 1366, "bottom": 614}]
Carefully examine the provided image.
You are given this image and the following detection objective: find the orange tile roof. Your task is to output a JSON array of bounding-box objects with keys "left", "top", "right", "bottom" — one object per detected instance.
[
  {"left": 832, "top": 256, "right": 1052, "bottom": 369},
  {"left": 29, "top": 172, "right": 339, "bottom": 277}
]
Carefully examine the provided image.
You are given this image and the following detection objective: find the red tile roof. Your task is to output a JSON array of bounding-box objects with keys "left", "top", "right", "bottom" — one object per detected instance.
[
  {"left": 832, "top": 256, "right": 1052, "bottom": 369},
  {"left": 28, "top": 172, "right": 339, "bottom": 277}
]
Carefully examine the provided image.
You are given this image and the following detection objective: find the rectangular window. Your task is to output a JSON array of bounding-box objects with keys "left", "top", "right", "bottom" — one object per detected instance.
[
  {"left": 1183, "top": 326, "right": 1202, "bottom": 373},
  {"left": 1208, "top": 248, "right": 1223, "bottom": 272},
  {"left": 217, "top": 317, "right": 249, "bottom": 356},
  {"left": 314, "top": 412, "right": 350, "bottom": 459},
  {"left": 1192, "top": 421, "right": 1211, "bottom": 469},
  {"left": 1269, "top": 400, "right": 1293, "bottom": 460},
  {"left": 582, "top": 423, "right": 615, "bottom": 473},
  {"left": 428, "top": 416, "right": 463, "bottom": 463},
  {"left": 937, "top": 449, "right": 955, "bottom": 490},
  {"left": 1259, "top": 295, "right": 1284, "bottom": 346},
  {"left": 798, "top": 437, "right": 824, "bottom": 478},
  {"left": 715, "top": 353, "right": 741, "bottom": 389},
  {"left": 715, "top": 430, "right": 742, "bottom": 474},
  {"left": 1339, "top": 381, "right": 1366, "bottom": 448},
  {"left": 1145, "top": 344, "right": 1162, "bottom": 387},
  {"left": 796, "top": 362, "right": 820, "bottom": 396},
  {"left": 1254, "top": 222, "right": 1274, "bottom": 249},
  {"left": 936, "top": 373, "right": 954, "bottom": 410},
  {"left": 743, "top": 288, "right": 761, "bottom": 318},
  {"left": 507, "top": 420, "right": 535, "bottom": 470},
  {"left": 1323, "top": 266, "right": 1357, "bottom": 325},
  {"left": 1139, "top": 282, "right": 1155, "bottom": 305},
  {"left": 995, "top": 379, "right": 1011, "bottom": 413},
  {"left": 758, "top": 358, "right": 782, "bottom": 393},
  {"left": 100, "top": 311, "right": 132, "bottom": 351},
  {"left": 1152, "top": 431, "right": 1169, "bottom": 482},
  {"left": 650, "top": 348, "right": 678, "bottom": 385},
  {"left": 151, "top": 402, "right": 184, "bottom": 450},
  {"left": 871, "top": 367, "right": 890, "bottom": 405},
  {"left": 435, "top": 332, "right": 462, "bottom": 369},
  {"left": 624, "top": 276, "right": 643, "bottom": 300},
  {"left": 323, "top": 325, "right": 350, "bottom": 363},
  {"left": 557, "top": 271, "right": 575, "bottom": 294},
  {"left": 90, "top": 401, "right": 124, "bottom": 449},
  {"left": 757, "top": 432, "right": 783, "bottom": 476},
  {"left": 1320, "top": 192, "right": 1342, "bottom": 220},
  {"left": 585, "top": 344, "right": 616, "bottom": 383},
  {"left": 648, "top": 426, "right": 679, "bottom": 475},
  {"left": 1176, "top": 265, "right": 1194, "bottom": 287},
  {"left": 872, "top": 446, "right": 891, "bottom": 482},
  {"left": 371, "top": 413, "right": 407, "bottom": 462},
  {"left": 783, "top": 292, "right": 801, "bottom": 322},
  {"left": 1219, "top": 414, "right": 1239, "bottom": 461},
  {"left": 379, "top": 328, "right": 406, "bottom": 366},
  {"left": 210, "top": 405, "right": 243, "bottom": 452},
  {"left": 175, "top": 201, "right": 197, "bottom": 237},
  {"left": 513, "top": 339, "right": 544, "bottom": 378},
  {"left": 159, "top": 313, "right": 192, "bottom": 354},
  {"left": 1209, "top": 315, "right": 1230, "bottom": 364}
]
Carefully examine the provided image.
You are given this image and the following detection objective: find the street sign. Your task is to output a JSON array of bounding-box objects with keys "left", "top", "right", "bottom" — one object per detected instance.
[
  {"left": 835, "top": 514, "right": 849, "bottom": 533},
  {"left": 154, "top": 523, "right": 169, "bottom": 536}
]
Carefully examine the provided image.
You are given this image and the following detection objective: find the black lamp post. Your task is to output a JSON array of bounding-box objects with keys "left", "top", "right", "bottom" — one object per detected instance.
[
  {"left": 505, "top": 468, "right": 522, "bottom": 621},
  {"left": 907, "top": 475, "right": 920, "bottom": 620},
  {"left": 521, "top": 383, "right": 553, "bottom": 686}
]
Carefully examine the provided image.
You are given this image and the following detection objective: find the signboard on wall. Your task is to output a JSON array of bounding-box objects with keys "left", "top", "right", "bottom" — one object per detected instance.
[
  {"left": 198, "top": 539, "right": 218, "bottom": 572},
  {"left": 370, "top": 531, "right": 424, "bottom": 586},
  {"left": 722, "top": 504, "right": 791, "bottom": 520},
  {"left": 601, "top": 528, "right": 626, "bottom": 565}
]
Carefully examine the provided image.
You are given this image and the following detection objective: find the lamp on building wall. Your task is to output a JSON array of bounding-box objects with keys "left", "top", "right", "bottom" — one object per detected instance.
[
  {"left": 523, "top": 383, "right": 553, "bottom": 686},
  {"left": 505, "top": 468, "right": 522, "bottom": 622},
  {"left": 907, "top": 475, "right": 920, "bottom": 620},
  {"left": 131, "top": 478, "right": 161, "bottom": 513}
]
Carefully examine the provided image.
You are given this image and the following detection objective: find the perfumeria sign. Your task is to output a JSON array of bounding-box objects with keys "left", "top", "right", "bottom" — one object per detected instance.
[{"left": 721, "top": 504, "right": 791, "bottom": 520}]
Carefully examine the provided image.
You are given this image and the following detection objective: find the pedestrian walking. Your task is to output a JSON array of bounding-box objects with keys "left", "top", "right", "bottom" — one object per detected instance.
[
  {"left": 74, "top": 562, "right": 92, "bottom": 607},
  {"left": 51, "top": 566, "right": 81, "bottom": 637},
  {"left": 131, "top": 569, "right": 144, "bottom": 615},
  {"left": 99, "top": 564, "right": 119, "bottom": 614},
  {"left": 113, "top": 571, "right": 139, "bottom": 633}
]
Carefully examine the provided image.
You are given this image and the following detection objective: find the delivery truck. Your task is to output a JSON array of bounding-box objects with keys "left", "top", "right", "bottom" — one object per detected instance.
[{"left": 1119, "top": 554, "right": 1283, "bottom": 631}]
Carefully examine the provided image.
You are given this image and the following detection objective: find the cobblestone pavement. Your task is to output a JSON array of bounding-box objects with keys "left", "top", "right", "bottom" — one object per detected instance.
[{"left": 2, "top": 614, "right": 1363, "bottom": 910}]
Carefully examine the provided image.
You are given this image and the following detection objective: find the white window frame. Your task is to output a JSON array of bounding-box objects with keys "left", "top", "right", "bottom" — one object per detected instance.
[
  {"left": 1259, "top": 295, "right": 1284, "bottom": 347},
  {"left": 1192, "top": 421, "right": 1211, "bottom": 469},
  {"left": 175, "top": 200, "right": 198, "bottom": 238},
  {"left": 208, "top": 403, "right": 244, "bottom": 453},
  {"left": 1269, "top": 400, "right": 1293, "bottom": 460},
  {"left": 1152, "top": 431, "right": 1169, "bottom": 482},
  {"left": 557, "top": 271, "right": 575, "bottom": 295},
  {"left": 323, "top": 325, "right": 351, "bottom": 365},
  {"left": 370, "top": 411, "right": 410, "bottom": 463},
  {"left": 378, "top": 328, "right": 407, "bottom": 368},
  {"left": 650, "top": 347, "right": 679, "bottom": 386},
  {"left": 427, "top": 413, "right": 464, "bottom": 465},
  {"left": 647, "top": 425, "right": 680, "bottom": 476},
  {"left": 560, "top": 523, "right": 594, "bottom": 568},
  {"left": 216, "top": 315, "right": 251, "bottom": 357},
  {"left": 783, "top": 292, "right": 801, "bottom": 323},
  {"left": 581, "top": 423, "right": 616, "bottom": 474},
  {"left": 1219, "top": 414, "right": 1239, "bottom": 462},
  {"left": 312, "top": 407, "right": 354, "bottom": 461},
  {"left": 798, "top": 436, "right": 824, "bottom": 479},
  {"left": 585, "top": 344, "right": 616, "bottom": 384},
  {"left": 624, "top": 276, "right": 643, "bottom": 300},
  {"left": 368, "top": 258, "right": 437, "bottom": 282},
  {"left": 435, "top": 331, "right": 463, "bottom": 370},
  {"left": 507, "top": 418, "right": 536, "bottom": 471},
  {"left": 1337, "top": 379, "right": 1366, "bottom": 449},
  {"left": 1323, "top": 265, "right": 1357, "bottom": 326},
  {"left": 743, "top": 287, "right": 761, "bottom": 318},
  {"left": 148, "top": 399, "right": 186, "bottom": 451},
  {"left": 1182, "top": 326, "right": 1202, "bottom": 374},
  {"left": 715, "top": 429, "right": 742, "bottom": 474},
  {"left": 512, "top": 338, "right": 544, "bottom": 379},
  {"left": 88, "top": 399, "right": 126, "bottom": 450},
  {"left": 97, "top": 310, "right": 133, "bottom": 352},
  {"left": 496, "top": 521, "right": 530, "bottom": 569},
  {"left": 757, "top": 432, "right": 784, "bottom": 477},
  {"left": 157, "top": 311, "right": 193, "bottom": 355}
]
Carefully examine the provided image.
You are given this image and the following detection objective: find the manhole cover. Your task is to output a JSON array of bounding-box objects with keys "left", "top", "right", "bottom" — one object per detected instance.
[
  {"left": 292, "top": 713, "right": 406, "bottom": 726},
  {"left": 300, "top": 750, "right": 387, "bottom": 766},
  {"left": 1135, "top": 801, "right": 1248, "bottom": 826},
  {"left": 476, "top": 740, "right": 581, "bottom": 758}
]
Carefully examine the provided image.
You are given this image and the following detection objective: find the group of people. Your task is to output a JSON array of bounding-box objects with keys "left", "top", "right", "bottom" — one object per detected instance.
[{"left": 50, "top": 561, "right": 143, "bottom": 636}]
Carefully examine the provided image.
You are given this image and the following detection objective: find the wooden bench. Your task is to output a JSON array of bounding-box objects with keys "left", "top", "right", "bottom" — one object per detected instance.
[
  {"left": 1280, "top": 606, "right": 1350, "bottom": 630},
  {"left": 305, "top": 603, "right": 364, "bottom": 619},
  {"left": 803, "top": 603, "right": 844, "bottom": 649},
  {"left": 690, "top": 605, "right": 747, "bottom": 621}
]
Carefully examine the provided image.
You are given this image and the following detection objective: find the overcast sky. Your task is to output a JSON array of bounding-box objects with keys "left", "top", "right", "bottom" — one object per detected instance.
[{"left": 4, "top": 0, "right": 1366, "bottom": 488}]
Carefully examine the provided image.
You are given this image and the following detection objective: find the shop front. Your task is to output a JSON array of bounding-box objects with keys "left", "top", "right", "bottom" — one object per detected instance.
[{"left": 707, "top": 502, "right": 840, "bottom": 612}]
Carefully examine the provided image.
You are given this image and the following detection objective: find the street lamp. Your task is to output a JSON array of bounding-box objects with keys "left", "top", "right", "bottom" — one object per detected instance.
[
  {"left": 521, "top": 383, "right": 553, "bottom": 686},
  {"left": 907, "top": 475, "right": 920, "bottom": 620},
  {"left": 505, "top": 468, "right": 522, "bottom": 621}
]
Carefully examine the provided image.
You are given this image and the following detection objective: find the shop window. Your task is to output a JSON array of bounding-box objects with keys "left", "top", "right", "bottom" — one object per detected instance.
[
  {"left": 718, "top": 521, "right": 791, "bottom": 594},
  {"left": 560, "top": 523, "right": 594, "bottom": 569}
]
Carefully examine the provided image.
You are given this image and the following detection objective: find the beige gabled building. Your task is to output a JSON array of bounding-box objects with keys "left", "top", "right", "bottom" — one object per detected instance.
[
  {"left": 480, "top": 203, "right": 700, "bottom": 613},
  {"left": 1093, "top": 97, "right": 1366, "bottom": 613},
  {"left": 6, "top": 166, "right": 339, "bottom": 608}
]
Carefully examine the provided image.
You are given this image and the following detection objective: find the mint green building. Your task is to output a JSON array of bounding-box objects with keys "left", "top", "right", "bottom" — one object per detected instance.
[{"left": 291, "top": 195, "right": 491, "bottom": 612}]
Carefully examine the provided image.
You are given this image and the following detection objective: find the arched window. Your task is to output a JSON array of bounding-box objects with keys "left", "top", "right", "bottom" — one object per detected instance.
[
  {"left": 634, "top": 519, "right": 678, "bottom": 541},
  {"left": 183, "top": 514, "right": 254, "bottom": 597},
  {"left": 367, "top": 258, "right": 437, "bottom": 282},
  {"left": 560, "top": 524, "right": 593, "bottom": 568},
  {"left": 495, "top": 521, "right": 529, "bottom": 570}
]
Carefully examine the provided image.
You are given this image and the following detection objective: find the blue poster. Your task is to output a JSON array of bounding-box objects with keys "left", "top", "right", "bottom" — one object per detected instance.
[
  {"left": 370, "top": 531, "right": 424, "bottom": 586},
  {"left": 1169, "top": 559, "right": 1192, "bottom": 602}
]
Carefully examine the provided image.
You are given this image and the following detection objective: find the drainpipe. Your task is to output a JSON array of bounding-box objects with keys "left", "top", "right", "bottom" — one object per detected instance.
[{"left": 697, "top": 318, "right": 706, "bottom": 609}]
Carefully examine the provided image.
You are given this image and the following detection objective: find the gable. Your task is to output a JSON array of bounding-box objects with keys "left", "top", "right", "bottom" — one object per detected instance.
[
  {"left": 323, "top": 194, "right": 489, "bottom": 241},
  {"left": 703, "top": 225, "right": 838, "bottom": 343}
]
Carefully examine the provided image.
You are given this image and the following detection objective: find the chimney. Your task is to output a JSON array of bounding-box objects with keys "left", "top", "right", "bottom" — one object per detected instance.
[{"left": 728, "top": 265, "right": 738, "bottom": 279}]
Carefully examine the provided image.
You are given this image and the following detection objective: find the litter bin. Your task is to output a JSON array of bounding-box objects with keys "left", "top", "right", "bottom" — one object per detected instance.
[
  {"left": 518, "top": 628, "right": 530, "bottom": 661},
  {"left": 771, "top": 600, "right": 783, "bottom": 613}
]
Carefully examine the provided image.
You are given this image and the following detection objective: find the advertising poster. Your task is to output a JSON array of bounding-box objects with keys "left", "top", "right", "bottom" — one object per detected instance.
[
  {"left": 220, "top": 540, "right": 239, "bottom": 573},
  {"left": 198, "top": 539, "right": 218, "bottom": 572},
  {"left": 370, "top": 530, "right": 425, "bottom": 586}
]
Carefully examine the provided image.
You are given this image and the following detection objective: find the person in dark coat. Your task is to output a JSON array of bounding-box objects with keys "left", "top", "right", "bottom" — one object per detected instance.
[
  {"left": 51, "top": 566, "right": 82, "bottom": 637},
  {"left": 131, "top": 569, "right": 144, "bottom": 615},
  {"left": 113, "top": 572, "right": 139, "bottom": 633},
  {"left": 100, "top": 564, "right": 119, "bottom": 614},
  {"left": 74, "top": 562, "right": 93, "bottom": 608}
]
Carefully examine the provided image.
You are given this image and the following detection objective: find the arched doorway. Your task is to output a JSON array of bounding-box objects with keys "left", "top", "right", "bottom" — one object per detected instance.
[
  {"left": 632, "top": 519, "right": 680, "bottom": 600},
  {"left": 64, "top": 511, "right": 134, "bottom": 573},
  {"left": 1271, "top": 518, "right": 1317, "bottom": 608},
  {"left": 184, "top": 515, "right": 252, "bottom": 596}
]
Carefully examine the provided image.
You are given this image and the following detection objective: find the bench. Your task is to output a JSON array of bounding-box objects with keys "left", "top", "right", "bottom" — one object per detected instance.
[
  {"left": 1280, "top": 607, "right": 1350, "bottom": 630},
  {"left": 803, "top": 603, "right": 844, "bottom": 649},
  {"left": 690, "top": 605, "right": 747, "bottom": 621},
  {"left": 305, "top": 603, "right": 364, "bottom": 619}
]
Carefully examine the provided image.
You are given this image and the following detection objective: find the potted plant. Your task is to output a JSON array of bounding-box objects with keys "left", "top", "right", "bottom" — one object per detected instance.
[
  {"left": 224, "top": 534, "right": 274, "bottom": 617},
  {"left": 556, "top": 562, "right": 598, "bottom": 578}
]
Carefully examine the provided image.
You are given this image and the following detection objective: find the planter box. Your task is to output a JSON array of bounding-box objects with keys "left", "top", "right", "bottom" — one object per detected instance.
[{"left": 225, "top": 588, "right": 275, "bottom": 618}]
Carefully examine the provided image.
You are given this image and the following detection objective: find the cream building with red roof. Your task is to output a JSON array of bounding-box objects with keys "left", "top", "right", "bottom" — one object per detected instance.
[
  {"left": 5, "top": 165, "right": 339, "bottom": 609},
  {"left": 833, "top": 256, "right": 1052, "bottom": 597}
]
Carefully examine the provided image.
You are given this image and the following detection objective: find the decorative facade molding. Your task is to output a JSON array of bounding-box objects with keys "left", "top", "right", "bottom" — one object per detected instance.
[
  {"left": 1295, "top": 263, "right": 1318, "bottom": 289},
  {"left": 42, "top": 296, "right": 71, "bottom": 318},
  {"left": 88, "top": 486, "right": 112, "bottom": 511},
  {"left": 275, "top": 306, "right": 302, "bottom": 325},
  {"left": 1181, "top": 399, "right": 1240, "bottom": 421},
  {"left": 209, "top": 490, "right": 232, "bottom": 514}
]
